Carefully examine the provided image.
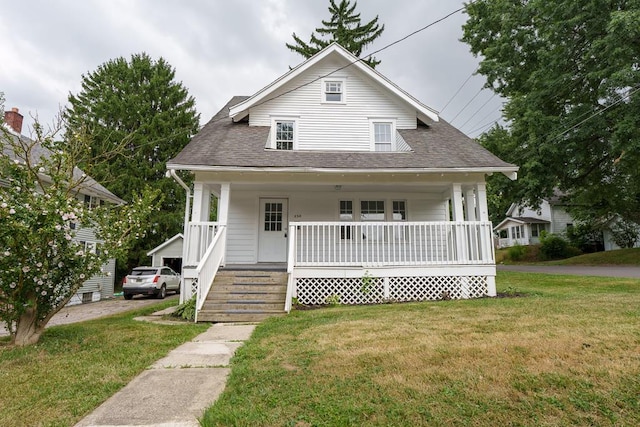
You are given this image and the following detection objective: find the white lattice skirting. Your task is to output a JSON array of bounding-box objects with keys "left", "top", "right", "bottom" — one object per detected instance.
[{"left": 295, "top": 275, "right": 489, "bottom": 305}]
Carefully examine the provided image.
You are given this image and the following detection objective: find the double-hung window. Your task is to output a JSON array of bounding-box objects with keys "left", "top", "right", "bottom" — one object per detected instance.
[
  {"left": 273, "top": 119, "right": 295, "bottom": 150},
  {"left": 371, "top": 120, "right": 395, "bottom": 151},
  {"left": 322, "top": 78, "right": 345, "bottom": 103},
  {"left": 361, "top": 200, "right": 385, "bottom": 241}
]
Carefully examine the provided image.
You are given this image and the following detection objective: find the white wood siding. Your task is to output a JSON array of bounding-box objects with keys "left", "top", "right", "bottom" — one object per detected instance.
[
  {"left": 249, "top": 57, "right": 416, "bottom": 151},
  {"left": 71, "top": 225, "right": 116, "bottom": 302},
  {"left": 550, "top": 206, "right": 573, "bottom": 234},
  {"left": 226, "top": 193, "right": 259, "bottom": 263},
  {"left": 151, "top": 239, "right": 183, "bottom": 266},
  {"left": 225, "top": 190, "right": 448, "bottom": 264}
]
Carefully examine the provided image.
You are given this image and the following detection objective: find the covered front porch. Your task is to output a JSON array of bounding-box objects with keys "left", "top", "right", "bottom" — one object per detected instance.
[{"left": 176, "top": 172, "right": 498, "bottom": 318}]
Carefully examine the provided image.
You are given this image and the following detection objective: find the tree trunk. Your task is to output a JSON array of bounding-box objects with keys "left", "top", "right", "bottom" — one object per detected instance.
[{"left": 12, "top": 307, "right": 45, "bottom": 347}]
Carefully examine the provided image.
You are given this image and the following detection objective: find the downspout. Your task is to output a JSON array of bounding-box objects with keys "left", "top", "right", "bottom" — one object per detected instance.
[{"left": 167, "top": 169, "right": 192, "bottom": 303}]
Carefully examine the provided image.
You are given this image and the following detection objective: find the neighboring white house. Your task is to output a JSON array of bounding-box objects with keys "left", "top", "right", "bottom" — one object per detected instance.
[
  {"left": 494, "top": 196, "right": 573, "bottom": 248},
  {"left": 147, "top": 233, "right": 183, "bottom": 272},
  {"left": 494, "top": 195, "right": 640, "bottom": 251},
  {"left": 3, "top": 107, "right": 125, "bottom": 305},
  {"left": 166, "top": 43, "right": 519, "bottom": 316}
]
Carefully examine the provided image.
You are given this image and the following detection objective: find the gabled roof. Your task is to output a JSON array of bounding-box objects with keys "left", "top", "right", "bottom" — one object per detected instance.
[
  {"left": 2, "top": 127, "right": 125, "bottom": 204},
  {"left": 168, "top": 97, "right": 518, "bottom": 174},
  {"left": 229, "top": 43, "right": 440, "bottom": 124},
  {"left": 147, "top": 233, "right": 183, "bottom": 256},
  {"left": 494, "top": 216, "right": 550, "bottom": 231}
]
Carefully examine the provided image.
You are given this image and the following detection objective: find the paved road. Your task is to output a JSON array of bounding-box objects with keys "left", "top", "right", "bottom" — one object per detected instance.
[
  {"left": 0, "top": 294, "right": 178, "bottom": 337},
  {"left": 497, "top": 264, "right": 640, "bottom": 279}
]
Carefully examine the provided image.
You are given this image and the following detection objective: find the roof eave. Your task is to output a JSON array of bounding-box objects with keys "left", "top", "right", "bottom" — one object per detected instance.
[{"left": 167, "top": 164, "right": 519, "bottom": 175}]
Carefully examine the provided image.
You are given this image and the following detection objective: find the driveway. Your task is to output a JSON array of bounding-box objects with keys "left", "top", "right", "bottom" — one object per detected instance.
[
  {"left": 497, "top": 264, "right": 640, "bottom": 279},
  {"left": 0, "top": 294, "right": 178, "bottom": 337}
]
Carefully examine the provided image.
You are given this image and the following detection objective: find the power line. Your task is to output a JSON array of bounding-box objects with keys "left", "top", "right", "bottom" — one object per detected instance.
[
  {"left": 459, "top": 93, "right": 496, "bottom": 129},
  {"left": 448, "top": 86, "right": 485, "bottom": 124},
  {"left": 228, "top": 4, "right": 469, "bottom": 118},
  {"left": 553, "top": 85, "right": 640, "bottom": 140},
  {"left": 440, "top": 68, "right": 477, "bottom": 113},
  {"left": 463, "top": 99, "right": 502, "bottom": 132}
]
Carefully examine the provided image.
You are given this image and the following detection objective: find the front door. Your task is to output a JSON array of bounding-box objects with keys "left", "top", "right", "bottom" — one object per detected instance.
[{"left": 258, "top": 198, "right": 288, "bottom": 262}]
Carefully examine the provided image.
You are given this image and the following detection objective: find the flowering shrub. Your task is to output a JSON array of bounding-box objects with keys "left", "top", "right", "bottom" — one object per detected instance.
[{"left": 0, "top": 122, "right": 160, "bottom": 346}]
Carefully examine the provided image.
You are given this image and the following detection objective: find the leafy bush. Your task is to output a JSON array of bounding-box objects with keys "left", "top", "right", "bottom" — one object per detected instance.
[
  {"left": 609, "top": 219, "right": 640, "bottom": 249},
  {"left": 507, "top": 244, "right": 526, "bottom": 261},
  {"left": 172, "top": 295, "right": 196, "bottom": 321},
  {"left": 566, "top": 223, "right": 604, "bottom": 253},
  {"left": 539, "top": 232, "right": 580, "bottom": 260}
]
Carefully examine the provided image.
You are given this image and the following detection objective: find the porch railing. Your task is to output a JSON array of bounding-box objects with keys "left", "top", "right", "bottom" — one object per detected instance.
[
  {"left": 185, "top": 221, "right": 219, "bottom": 265},
  {"left": 194, "top": 225, "right": 226, "bottom": 322},
  {"left": 290, "top": 221, "right": 495, "bottom": 266}
]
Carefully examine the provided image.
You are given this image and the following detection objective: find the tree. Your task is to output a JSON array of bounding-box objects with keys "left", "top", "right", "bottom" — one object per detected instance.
[
  {"left": 462, "top": 1, "right": 640, "bottom": 229},
  {"left": 65, "top": 53, "right": 200, "bottom": 276},
  {"left": 0, "top": 114, "right": 160, "bottom": 346},
  {"left": 286, "top": 0, "right": 384, "bottom": 68}
]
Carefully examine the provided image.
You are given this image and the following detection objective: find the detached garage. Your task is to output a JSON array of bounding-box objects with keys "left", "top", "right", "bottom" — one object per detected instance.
[{"left": 147, "top": 234, "right": 183, "bottom": 273}]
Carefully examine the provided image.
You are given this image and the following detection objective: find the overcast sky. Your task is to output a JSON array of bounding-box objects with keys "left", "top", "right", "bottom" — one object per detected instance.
[{"left": 0, "top": 0, "right": 503, "bottom": 138}]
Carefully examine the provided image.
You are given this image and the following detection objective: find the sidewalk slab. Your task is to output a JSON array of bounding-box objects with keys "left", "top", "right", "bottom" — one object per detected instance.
[
  {"left": 194, "top": 323, "right": 257, "bottom": 341},
  {"left": 75, "top": 368, "right": 229, "bottom": 427},
  {"left": 151, "top": 342, "right": 243, "bottom": 368}
]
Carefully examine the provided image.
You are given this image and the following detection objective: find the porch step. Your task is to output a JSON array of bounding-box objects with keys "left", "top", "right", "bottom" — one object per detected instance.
[{"left": 198, "top": 269, "right": 288, "bottom": 323}]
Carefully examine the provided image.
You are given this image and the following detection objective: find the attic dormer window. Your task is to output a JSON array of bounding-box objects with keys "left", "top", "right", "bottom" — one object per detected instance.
[
  {"left": 322, "top": 78, "right": 345, "bottom": 103},
  {"left": 370, "top": 119, "right": 396, "bottom": 151},
  {"left": 272, "top": 119, "right": 296, "bottom": 150}
]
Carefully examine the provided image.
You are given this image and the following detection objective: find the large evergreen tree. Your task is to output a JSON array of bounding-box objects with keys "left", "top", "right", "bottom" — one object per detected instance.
[
  {"left": 65, "top": 53, "right": 200, "bottom": 275},
  {"left": 287, "top": 0, "right": 384, "bottom": 68},
  {"left": 463, "top": 0, "right": 640, "bottom": 228}
]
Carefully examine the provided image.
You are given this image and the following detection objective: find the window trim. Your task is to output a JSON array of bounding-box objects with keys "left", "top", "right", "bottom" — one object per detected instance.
[
  {"left": 270, "top": 117, "right": 298, "bottom": 150},
  {"left": 321, "top": 78, "right": 346, "bottom": 104},
  {"left": 369, "top": 119, "right": 396, "bottom": 152}
]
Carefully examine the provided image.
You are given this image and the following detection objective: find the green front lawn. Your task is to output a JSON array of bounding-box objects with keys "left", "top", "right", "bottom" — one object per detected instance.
[
  {"left": 0, "top": 300, "right": 208, "bottom": 427},
  {"left": 202, "top": 272, "right": 640, "bottom": 426}
]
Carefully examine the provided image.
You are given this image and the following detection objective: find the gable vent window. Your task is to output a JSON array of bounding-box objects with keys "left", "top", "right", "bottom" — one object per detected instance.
[
  {"left": 325, "top": 81, "right": 343, "bottom": 102},
  {"left": 275, "top": 121, "right": 294, "bottom": 150},
  {"left": 373, "top": 122, "right": 393, "bottom": 152}
]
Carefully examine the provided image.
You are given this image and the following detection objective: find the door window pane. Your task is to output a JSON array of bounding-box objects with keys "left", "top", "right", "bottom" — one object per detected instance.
[{"left": 264, "top": 203, "right": 283, "bottom": 231}]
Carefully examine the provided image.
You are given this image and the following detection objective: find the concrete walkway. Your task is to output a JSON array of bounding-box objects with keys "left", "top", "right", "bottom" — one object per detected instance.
[
  {"left": 497, "top": 264, "right": 640, "bottom": 279},
  {"left": 75, "top": 321, "right": 256, "bottom": 427}
]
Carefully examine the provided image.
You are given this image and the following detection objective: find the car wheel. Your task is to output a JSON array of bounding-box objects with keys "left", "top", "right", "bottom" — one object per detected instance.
[
  {"left": 124, "top": 293, "right": 133, "bottom": 300},
  {"left": 175, "top": 285, "right": 181, "bottom": 295},
  {"left": 157, "top": 285, "right": 166, "bottom": 299}
]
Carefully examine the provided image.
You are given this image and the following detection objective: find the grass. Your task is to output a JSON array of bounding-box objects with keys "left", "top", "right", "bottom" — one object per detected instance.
[
  {"left": 496, "top": 247, "right": 640, "bottom": 266},
  {"left": 0, "top": 299, "right": 209, "bottom": 427},
  {"left": 546, "top": 247, "right": 640, "bottom": 266},
  {"left": 202, "top": 272, "right": 640, "bottom": 426}
]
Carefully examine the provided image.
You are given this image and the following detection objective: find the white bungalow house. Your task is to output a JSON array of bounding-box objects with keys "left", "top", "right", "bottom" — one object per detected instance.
[
  {"left": 3, "top": 107, "right": 124, "bottom": 304},
  {"left": 494, "top": 196, "right": 573, "bottom": 248},
  {"left": 167, "top": 44, "right": 518, "bottom": 321},
  {"left": 495, "top": 195, "right": 640, "bottom": 251}
]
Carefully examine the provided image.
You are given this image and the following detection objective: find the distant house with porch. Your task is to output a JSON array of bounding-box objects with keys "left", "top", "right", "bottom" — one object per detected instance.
[
  {"left": 494, "top": 195, "right": 640, "bottom": 251},
  {"left": 3, "top": 107, "right": 124, "bottom": 304},
  {"left": 167, "top": 43, "right": 518, "bottom": 322},
  {"left": 494, "top": 196, "right": 573, "bottom": 248}
]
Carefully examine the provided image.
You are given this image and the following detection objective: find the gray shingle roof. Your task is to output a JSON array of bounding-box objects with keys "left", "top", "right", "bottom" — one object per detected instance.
[
  {"left": 2, "top": 129, "right": 125, "bottom": 204},
  {"left": 168, "top": 97, "right": 516, "bottom": 172}
]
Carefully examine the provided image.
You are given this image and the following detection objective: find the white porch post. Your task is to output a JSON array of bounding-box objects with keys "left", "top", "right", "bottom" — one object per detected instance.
[
  {"left": 464, "top": 187, "right": 477, "bottom": 221},
  {"left": 217, "top": 183, "right": 231, "bottom": 265},
  {"left": 451, "top": 184, "right": 467, "bottom": 262},
  {"left": 475, "top": 182, "right": 489, "bottom": 222},
  {"left": 192, "top": 182, "right": 212, "bottom": 222},
  {"left": 451, "top": 183, "right": 465, "bottom": 221}
]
